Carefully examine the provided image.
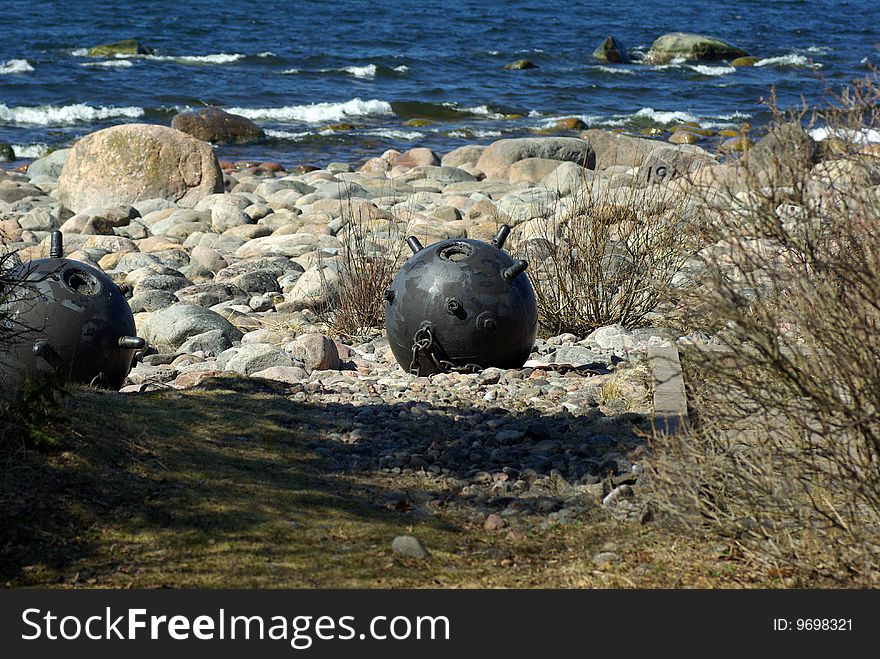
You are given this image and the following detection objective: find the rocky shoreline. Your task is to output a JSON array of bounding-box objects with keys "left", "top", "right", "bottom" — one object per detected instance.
[{"left": 0, "top": 116, "right": 847, "bottom": 534}]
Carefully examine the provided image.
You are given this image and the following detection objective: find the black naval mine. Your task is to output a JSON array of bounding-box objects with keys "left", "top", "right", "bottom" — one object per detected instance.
[
  {"left": 0, "top": 230, "right": 146, "bottom": 390},
  {"left": 384, "top": 224, "right": 538, "bottom": 376}
]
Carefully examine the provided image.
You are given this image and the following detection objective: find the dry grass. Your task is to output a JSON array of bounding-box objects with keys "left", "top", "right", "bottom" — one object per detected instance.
[
  {"left": 322, "top": 205, "right": 407, "bottom": 341},
  {"left": 646, "top": 75, "right": 880, "bottom": 587},
  {"left": 1, "top": 376, "right": 775, "bottom": 589},
  {"left": 515, "top": 177, "right": 693, "bottom": 337}
]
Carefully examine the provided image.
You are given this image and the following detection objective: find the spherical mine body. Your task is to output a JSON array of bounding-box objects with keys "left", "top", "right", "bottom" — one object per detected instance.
[
  {"left": 0, "top": 243, "right": 144, "bottom": 390},
  {"left": 385, "top": 231, "right": 537, "bottom": 376}
]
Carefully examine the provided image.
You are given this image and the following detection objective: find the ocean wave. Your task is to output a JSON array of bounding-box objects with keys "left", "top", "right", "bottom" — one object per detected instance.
[
  {"left": 459, "top": 104, "right": 505, "bottom": 119},
  {"left": 365, "top": 129, "right": 425, "bottom": 140},
  {"left": 393, "top": 65, "right": 409, "bottom": 73},
  {"left": 71, "top": 48, "right": 269, "bottom": 65},
  {"left": 281, "top": 68, "right": 301, "bottom": 75},
  {"left": 225, "top": 98, "right": 394, "bottom": 123},
  {"left": 152, "top": 52, "right": 245, "bottom": 64},
  {"left": 688, "top": 64, "right": 736, "bottom": 76},
  {"left": 0, "top": 59, "right": 34, "bottom": 75},
  {"left": 265, "top": 128, "right": 312, "bottom": 140},
  {"left": 0, "top": 103, "right": 144, "bottom": 126},
  {"left": 568, "top": 108, "right": 745, "bottom": 131},
  {"left": 447, "top": 129, "right": 503, "bottom": 139},
  {"left": 11, "top": 143, "right": 50, "bottom": 159},
  {"left": 755, "top": 54, "right": 822, "bottom": 69},
  {"left": 594, "top": 65, "right": 636, "bottom": 75},
  {"left": 811, "top": 126, "right": 880, "bottom": 144},
  {"left": 633, "top": 108, "right": 700, "bottom": 125},
  {"left": 81, "top": 60, "right": 134, "bottom": 68},
  {"left": 344, "top": 64, "right": 377, "bottom": 78}
]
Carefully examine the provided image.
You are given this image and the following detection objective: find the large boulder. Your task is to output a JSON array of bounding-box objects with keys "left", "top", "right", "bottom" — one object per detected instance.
[
  {"left": 644, "top": 32, "right": 748, "bottom": 64},
  {"left": 475, "top": 137, "right": 595, "bottom": 180},
  {"left": 171, "top": 108, "right": 265, "bottom": 144},
  {"left": 56, "top": 124, "right": 224, "bottom": 213},
  {"left": 745, "top": 122, "right": 817, "bottom": 183},
  {"left": 140, "top": 303, "right": 243, "bottom": 350},
  {"left": 593, "top": 36, "right": 630, "bottom": 63},
  {"left": 580, "top": 129, "right": 666, "bottom": 170},
  {"left": 639, "top": 145, "right": 715, "bottom": 186}
]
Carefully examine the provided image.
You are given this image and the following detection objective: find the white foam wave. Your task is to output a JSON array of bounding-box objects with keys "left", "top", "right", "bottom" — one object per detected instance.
[
  {"left": 0, "top": 103, "right": 144, "bottom": 126},
  {"left": 0, "top": 59, "right": 34, "bottom": 75},
  {"left": 366, "top": 129, "right": 424, "bottom": 140},
  {"left": 688, "top": 64, "right": 736, "bottom": 76},
  {"left": 633, "top": 108, "right": 700, "bottom": 125},
  {"left": 344, "top": 64, "right": 377, "bottom": 78},
  {"left": 70, "top": 48, "right": 89, "bottom": 57},
  {"left": 281, "top": 68, "right": 301, "bottom": 75},
  {"left": 11, "top": 143, "right": 50, "bottom": 158},
  {"left": 393, "top": 65, "right": 409, "bottom": 73},
  {"left": 461, "top": 105, "right": 505, "bottom": 119},
  {"left": 595, "top": 65, "right": 636, "bottom": 75},
  {"left": 755, "top": 54, "right": 822, "bottom": 69},
  {"left": 257, "top": 51, "right": 276, "bottom": 58},
  {"left": 225, "top": 98, "right": 394, "bottom": 123},
  {"left": 447, "top": 129, "right": 502, "bottom": 139},
  {"left": 811, "top": 126, "right": 880, "bottom": 144},
  {"left": 264, "top": 128, "right": 312, "bottom": 140},
  {"left": 157, "top": 52, "right": 245, "bottom": 64},
  {"left": 81, "top": 59, "right": 134, "bottom": 68}
]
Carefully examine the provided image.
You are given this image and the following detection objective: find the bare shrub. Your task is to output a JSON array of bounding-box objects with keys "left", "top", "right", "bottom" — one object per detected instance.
[
  {"left": 515, "top": 176, "right": 693, "bottom": 336},
  {"left": 323, "top": 204, "right": 407, "bottom": 340},
  {"left": 647, "top": 75, "right": 880, "bottom": 586}
]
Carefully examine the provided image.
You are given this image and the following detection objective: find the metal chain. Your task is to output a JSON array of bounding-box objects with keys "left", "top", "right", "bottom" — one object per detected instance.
[{"left": 409, "top": 323, "right": 483, "bottom": 376}]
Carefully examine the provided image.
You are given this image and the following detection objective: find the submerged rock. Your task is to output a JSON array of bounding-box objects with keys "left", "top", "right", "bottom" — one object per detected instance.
[
  {"left": 504, "top": 59, "right": 538, "bottom": 70},
  {"left": 645, "top": 32, "right": 748, "bottom": 64},
  {"left": 171, "top": 108, "right": 265, "bottom": 145},
  {"left": 592, "top": 35, "right": 630, "bottom": 63},
  {"left": 87, "top": 39, "right": 154, "bottom": 57}
]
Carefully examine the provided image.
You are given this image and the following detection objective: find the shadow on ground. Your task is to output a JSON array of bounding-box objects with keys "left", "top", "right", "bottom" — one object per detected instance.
[{"left": 0, "top": 375, "right": 676, "bottom": 588}]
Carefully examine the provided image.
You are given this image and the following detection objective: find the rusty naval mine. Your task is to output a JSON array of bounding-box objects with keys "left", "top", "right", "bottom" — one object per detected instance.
[
  {"left": 0, "top": 230, "right": 146, "bottom": 390},
  {"left": 385, "top": 224, "right": 538, "bottom": 376}
]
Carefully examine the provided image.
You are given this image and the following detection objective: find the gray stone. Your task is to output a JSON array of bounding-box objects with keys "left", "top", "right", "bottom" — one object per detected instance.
[
  {"left": 285, "top": 333, "right": 341, "bottom": 371},
  {"left": 592, "top": 551, "right": 623, "bottom": 566},
  {"left": 587, "top": 325, "right": 636, "bottom": 351},
  {"left": 27, "top": 149, "right": 71, "bottom": 180},
  {"left": 251, "top": 365, "right": 309, "bottom": 384},
  {"left": 391, "top": 535, "right": 429, "bottom": 558},
  {"left": 140, "top": 303, "right": 243, "bottom": 350},
  {"left": 177, "top": 329, "right": 234, "bottom": 357},
  {"left": 129, "top": 290, "right": 178, "bottom": 313},
  {"left": 225, "top": 343, "right": 293, "bottom": 376},
  {"left": 175, "top": 282, "right": 248, "bottom": 307}
]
